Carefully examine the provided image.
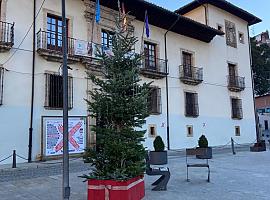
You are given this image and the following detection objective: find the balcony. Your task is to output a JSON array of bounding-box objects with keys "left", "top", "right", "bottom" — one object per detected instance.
[
  {"left": 140, "top": 56, "right": 168, "bottom": 79},
  {"left": 0, "top": 21, "right": 14, "bottom": 52},
  {"left": 81, "top": 43, "right": 113, "bottom": 74},
  {"left": 180, "top": 65, "right": 203, "bottom": 85},
  {"left": 36, "top": 30, "right": 81, "bottom": 63},
  {"left": 227, "top": 76, "right": 245, "bottom": 92}
]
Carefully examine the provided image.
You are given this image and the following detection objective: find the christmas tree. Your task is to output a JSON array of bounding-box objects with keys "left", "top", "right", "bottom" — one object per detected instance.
[{"left": 82, "top": 16, "right": 151, "bottom": 181}]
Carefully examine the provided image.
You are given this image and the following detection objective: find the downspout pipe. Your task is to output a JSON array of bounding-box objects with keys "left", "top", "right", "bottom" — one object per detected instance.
[
  {"left": 247, "top": 21, "right": 260, "bottom": 143},
  {"left": 196, "top": 0, "right": 208, "bottom": 25},
  {"left": 164, "top": 15, "right": 180, "bottom": 150},
  {"left": 28, "top": 0, "right": 36, "bottom": 163}
]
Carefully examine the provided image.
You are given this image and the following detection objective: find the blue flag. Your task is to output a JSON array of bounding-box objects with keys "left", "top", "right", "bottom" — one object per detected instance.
[
  {"left": 145, "top": 11, "right": 150, "bottom": 38},
  {"left": 96, "top": 0, "right": 100, "bottom": 23}
]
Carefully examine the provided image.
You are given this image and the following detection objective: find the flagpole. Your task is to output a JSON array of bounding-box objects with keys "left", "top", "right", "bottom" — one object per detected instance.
[{"left": 140, "top": 10, "right": 147, "bottom": 54}]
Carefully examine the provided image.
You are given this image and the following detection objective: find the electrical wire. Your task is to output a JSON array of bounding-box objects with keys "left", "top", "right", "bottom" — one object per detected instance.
[{"left": 2, "top": 0, "right": 47, "bottom": 65}]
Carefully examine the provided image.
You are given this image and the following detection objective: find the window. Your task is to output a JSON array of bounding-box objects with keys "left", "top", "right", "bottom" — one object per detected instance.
[
  {"left": 185, "top": 92, "right": 199, "bottom": 117},
  {"left": 264, "top": 120, "right": 269, "bottom": 130},
  {"left": 217, "top": 24, "right": 223, "bottom": 32},
  {"left": 257, "top": 109, "right": 265, "bottom": 114},
  {"left": 0, "top": 67, "right": 4, "bottom": 105},
  {"left": 101, "top": 30, "right": 114, "bottom": 48},
  {"left": 239, "top": 32, "right": 244, "bottom": 44},
  {"left": 148, "top": 87, "right": 161, "bottom": 115},
  {"left": 182, "top": 51, "right": 193, "bottom": 77},
  {"left": 235, "top": 126, "right": 240, "bottom": 136},
  {"left": 186, "top": 125, "right": 193, "bottom": 137},
  {"left": 144, "top": 42, "right": 157, "bottom": 70},
  {"left": 47, "top": 14, "right": 68, "bottom": 51},
  {"left": 231, "top": 98, "right": 243, "bottom": 119},
  {"left": 45, "top": 73, "right": 73, "bottom": 109},
  {"left": 148, "top": 124, "right": 157, "bottom": 138},
  {"left": 225, "top": 20, "right": 237, "bottom": 48}
]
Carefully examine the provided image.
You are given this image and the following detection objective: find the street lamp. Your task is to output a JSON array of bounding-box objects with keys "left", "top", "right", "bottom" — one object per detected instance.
[{"left": 61, "top": 0, "right": 70, "bottom": 199}]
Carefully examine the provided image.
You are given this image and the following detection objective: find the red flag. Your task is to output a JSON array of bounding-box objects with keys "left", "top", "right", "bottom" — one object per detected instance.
[{"left": 122, "top": 2, "right": 127, "bottom": 30}]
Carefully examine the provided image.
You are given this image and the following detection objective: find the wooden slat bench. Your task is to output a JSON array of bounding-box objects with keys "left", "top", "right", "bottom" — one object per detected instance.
[
  {"left": 186, "top": 148, "right": 210, "bottom": 182},
  {"left": 145, "top": 152, "right": 170, "bottom": 191}
]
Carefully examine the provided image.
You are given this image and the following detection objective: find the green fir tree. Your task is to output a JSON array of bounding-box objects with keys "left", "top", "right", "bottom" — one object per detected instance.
[{"left": 82, "top": 16, "right": 151, "bottom": 181}]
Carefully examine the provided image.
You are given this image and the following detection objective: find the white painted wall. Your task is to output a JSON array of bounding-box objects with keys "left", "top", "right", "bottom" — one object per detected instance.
[{"left": 0, "top": 0, "right": 257, "bottom": 164}]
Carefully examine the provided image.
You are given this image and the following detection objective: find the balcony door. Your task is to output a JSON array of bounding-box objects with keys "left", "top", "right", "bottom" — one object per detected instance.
[
  {"left": 144, "top": 42, "right": 157, "bottom": 70},
  {"left": 228, "top": 63, "right": 237, "bottom": 85},
  {"left": 182, "top": 52, "right": 193, "bottom": 78},
  {"left": 47, "top": 14, "right": 68, "bottom": 52}
]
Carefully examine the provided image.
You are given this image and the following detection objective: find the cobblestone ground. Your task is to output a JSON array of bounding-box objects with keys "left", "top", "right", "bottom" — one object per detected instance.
[{"left": 0, "top": 151, "right": 269, "bottom": 200}]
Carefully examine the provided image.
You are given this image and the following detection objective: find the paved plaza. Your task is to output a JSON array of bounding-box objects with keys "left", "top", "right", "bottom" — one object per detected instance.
[{"left": 0, "top": 150, "right": 269, "bottom": 200}]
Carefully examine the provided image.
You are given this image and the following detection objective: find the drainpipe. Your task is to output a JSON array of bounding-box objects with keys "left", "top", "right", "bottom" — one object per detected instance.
[
  {"left": 164, "top": 15, "right": 180, "bottom": 150},
  {"left": 196, "top": 0, "right": 208, "bottom": 25},
  {"left": 28, "top": 0, "right": 36, "bottom": 163},
  {"left": 247, "top": 21, "right": 260, "bottom": 143}
]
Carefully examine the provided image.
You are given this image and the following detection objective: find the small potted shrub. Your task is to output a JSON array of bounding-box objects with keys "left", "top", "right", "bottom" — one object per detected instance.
[
  {"left": 196, "top": 135, "right": 212, "bottom": 159},
  {"left": 149, "top": 136, "right": 168, "bottom": 165}
]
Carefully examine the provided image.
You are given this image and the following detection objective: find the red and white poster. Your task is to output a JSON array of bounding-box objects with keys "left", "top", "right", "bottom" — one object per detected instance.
[{"left": 43, "top": 117, "right": 87, "bottom": 156}]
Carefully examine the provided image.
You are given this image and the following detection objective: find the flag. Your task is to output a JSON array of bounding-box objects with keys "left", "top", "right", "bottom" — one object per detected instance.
[
  {"left": 118, "top": 0, "right": 121, "bottom": 13},
  {"left": 95, "top": 0, "right": 100, "bottom": 23},
  {"left": 122, "top": 2, "right": 127, "bottom": 30},
  {"left": 145, "top": 11, "right": 150, "bottom": 38}
]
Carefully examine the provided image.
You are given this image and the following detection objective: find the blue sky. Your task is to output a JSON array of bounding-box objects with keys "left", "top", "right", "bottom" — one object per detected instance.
[{"left": 148, "top": 0, "right": 269, "bottom": 36}]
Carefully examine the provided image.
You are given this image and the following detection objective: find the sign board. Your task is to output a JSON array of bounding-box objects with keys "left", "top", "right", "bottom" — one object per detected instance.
[
  {"left": 74, "top": 40, "right": 91, "bottom": 57},
  {"left": 42, "top": 116, "right": 87, "bottom": 157}
]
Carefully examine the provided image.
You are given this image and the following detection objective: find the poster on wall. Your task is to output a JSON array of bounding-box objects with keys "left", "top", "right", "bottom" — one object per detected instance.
[
  {"left": 42, "top": 116, "right": 87, "bottom": 157},
  {"left": 74, "top": 40, "right": 91, "bottom": 57}
]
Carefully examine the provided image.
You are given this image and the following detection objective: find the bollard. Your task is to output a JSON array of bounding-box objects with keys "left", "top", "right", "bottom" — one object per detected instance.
[
  {"left": 231, "top": 138, "right": 236, "bottom": 155},
  {"left": 12, "top": 150, "right": 16, "bottom": 168}
]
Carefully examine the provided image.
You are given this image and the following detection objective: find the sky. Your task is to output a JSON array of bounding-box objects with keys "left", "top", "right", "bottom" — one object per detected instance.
[{"left": 148, "top": 0, "right": 269, "bottom": 36}]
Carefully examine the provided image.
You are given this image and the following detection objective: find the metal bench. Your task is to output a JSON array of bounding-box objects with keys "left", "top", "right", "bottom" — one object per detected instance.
[
  {"left": 145, "top": 152, "right": 170, "bottom": 191},
  {"left": 186, "top": 148, "right": 210, "bottom": 182}
]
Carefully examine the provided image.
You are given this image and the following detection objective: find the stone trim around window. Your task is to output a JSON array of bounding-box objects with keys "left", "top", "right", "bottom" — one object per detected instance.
[
  {"left": 148, "top": 124, "right": 157, "bottom": 138},
  {"left": 186, "top": 125, "right": 194, "bottom": 137}
]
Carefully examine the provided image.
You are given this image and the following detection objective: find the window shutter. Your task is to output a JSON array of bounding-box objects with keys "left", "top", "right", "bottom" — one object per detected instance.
[
  {"left": 68, "top": 76, "right": 73, "bottom": 109},
  {"left": 44, "top": 73, "right": 50, "bottom": 108},
  {"left": 194, "top": 93, "right": 199, "bottom": 116},
  {"left": 157, "top": 88, "right": 162, "bottom": 114},
  {"left": 238, "top": 99, "right": 243, "bottom": 119},
  {"left": 152, "top": 88, "right": 157, "bottom": 113}
]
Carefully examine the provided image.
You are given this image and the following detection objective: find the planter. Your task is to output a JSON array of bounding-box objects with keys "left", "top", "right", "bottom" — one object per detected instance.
[
  {"left": 149, "top": 151, "right": 168, "bottom": 165},
  {"left": 250, "top": 141, "right": 266, "bottom": 152},
  {"left": 88, "top": 176, "right": 145, "bottom": 200},
  {"left": 196, "top": 147, "right": 212, "bottom": 159}
]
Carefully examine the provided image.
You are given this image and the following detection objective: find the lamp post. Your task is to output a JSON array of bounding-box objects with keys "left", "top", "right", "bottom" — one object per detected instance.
[{"left": 61, "top": 0, "right": 70, "bottom": 199}]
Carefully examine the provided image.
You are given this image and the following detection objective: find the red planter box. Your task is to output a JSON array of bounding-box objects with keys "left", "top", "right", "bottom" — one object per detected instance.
[{"left": 88, "top": 176, "right": 145, "bottom": 200}]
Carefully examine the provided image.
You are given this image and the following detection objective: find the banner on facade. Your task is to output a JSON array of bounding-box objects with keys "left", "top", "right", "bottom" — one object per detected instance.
[
  {"left": 74, "top": 40, "right": 91, "bottom": 57},
  {"left": 42, "top": 116, "right": 87, "bottom": 157}
]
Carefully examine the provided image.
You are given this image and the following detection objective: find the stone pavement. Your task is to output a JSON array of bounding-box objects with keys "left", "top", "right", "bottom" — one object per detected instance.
[{"left": 0, "top": 150, "right": 269, "bottom": 200}]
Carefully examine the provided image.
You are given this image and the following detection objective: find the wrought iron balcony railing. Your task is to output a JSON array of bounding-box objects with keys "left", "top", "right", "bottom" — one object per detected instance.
[
  {"left": 180, "top": 65, "right": 203, "bottom": 85},
  {"left": 140, "top": 56, "right": 168, "bottom": 79},
  {"left": 0, "top": 21, "right": 14, "bottom": 51},
  {"left": 37, "top": 30, "right": 84, "bottom": 62},
  {"left": 227, "top": 75, "right": 245, "bottom": 92}
]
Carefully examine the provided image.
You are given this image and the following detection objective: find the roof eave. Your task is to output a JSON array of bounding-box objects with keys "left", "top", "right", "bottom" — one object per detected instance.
[
  {"left": 175, "top": 0, "right": 262, "bottom": 26},
  {"left": 90, "top": 0, "right": 222, "bottom": 43}
]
